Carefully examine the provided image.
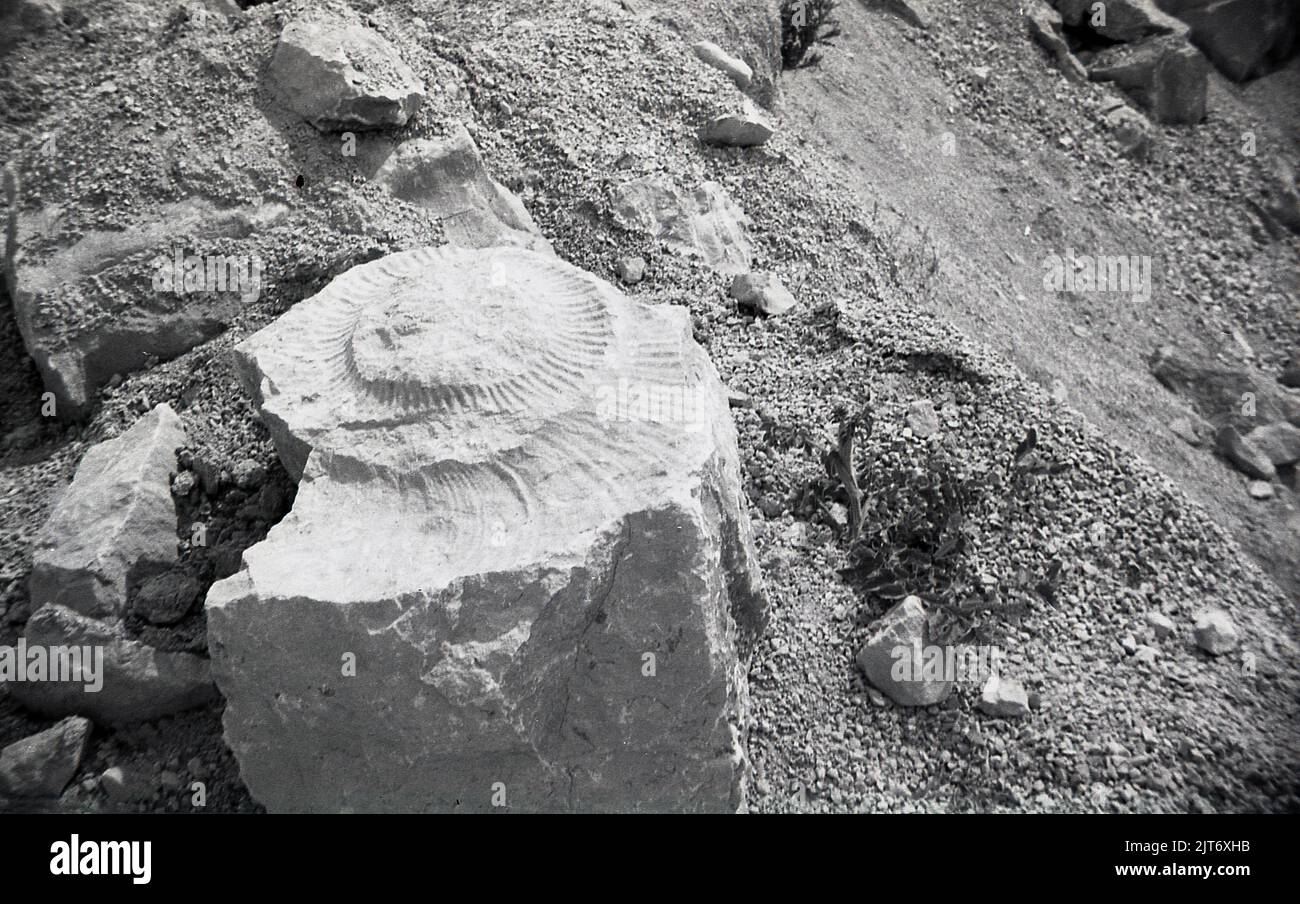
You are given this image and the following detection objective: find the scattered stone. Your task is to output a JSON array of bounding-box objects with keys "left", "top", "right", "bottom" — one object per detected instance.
[
  {"left": 1248, "top": 480, "right": 1275, "bottom": 500},
  {"left": 9, "top": 603, "right": 218, "bottom": 723},
  {"left": 363, "top": 125, "right": 552, "bottom": 253},
  {"left": 1214, "top": 426, "right": 1276, "bottom": 481},
  {"left": 615, "top": 256, "right": 646, "bottom": 285},
  {"left": 1088, "top": 35, "right": 1208, "bottom": 125},
  {"left": 1132, "top": 645, "right": 1159, "bottom": 664},
  {"left": 729, "top": 271, "right": 797, "bottom": 316},
  {"left": 231, "top": 458, "right": 266, "bottom": 491},
  {"left": 131, "top": 571, "right": 200, "bottom": 626},
  {"left": 171, "top": 471, "right": 197, "bottom": 498},
  {"left": 1146, "top": 610, "right": 1175, "bottom": 640},
  {"left": 906, "top": 399, "right": 940, "bottom": 439},
  {"left": 268, "top": 4, "right": 424, "bottom": 131},
  {"left": 1193, "top": 608, "right": 1239, "bottom": 655},
  {"left": 1243, "top": 422, "right": 1300, "bottom": 466},
  {"left": 700, "top": 106, "right": 774, "bottom": 147},
  {"left": 207, "top": 244, "right": 767, "bottom": 812},
  {"left": 978, "top": 673, "right": 1031, "bottom": 718},
  {"left": 970, "top": 65, "right": 992, "bottom": 86},
  {"left": 611, "top": 177, "right": 753, "bottom": 274},
  {"left": 0, "top": 716, "right": 91, "bottom": 798},
  {"left": 1102, "top": 102, "right": 1156, "bottom": 159},
  {"left": 855, "top": 596, "right": 953, "bottom": 707},
  {"left": 691, "top": 40, "right": 753, "bottom": 89},
  {"left": 881, "top": 0, "right": 933, "bottom": 30},
  {"left": 1279, "top": 356, "right": 1300, "bottom": 389},
  {"left": 100, "top": 765, "right": 156, "bottom": 804},
  {"left": 29, "top": 404, "right": 187, "bottom": 619}
]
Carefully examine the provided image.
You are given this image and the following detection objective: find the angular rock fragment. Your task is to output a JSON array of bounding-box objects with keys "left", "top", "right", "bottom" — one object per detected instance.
[
  {"left": 131, "top": 571, "right": 200, "bottom": 626},
  {"left": 30, "top": 404, "right": 187, "bottom": 619},
  {"left": 700, "top": 106, "right": 775, "bottom": 147},
  {"left": 906, "top": 399, "right": 940, "bottom": 439},
  {"left": 611, "top": 177, "right": 753, "bottom": 274},
  {"left": 691, "top": 40, "right": 753, "bottom": 89},
  {"left": 730, "top": 271, "right": 797, "bottom": 316},
  {"left": 5, "top": 200, "right": 287, "bottom": 418},
  {"left": 978, "top": 674, "right": 1031, "bottom": 718},
  {"left": 1026, "top": 1, "right": 1089, "bottom": 81},
  {"left": 0, "top": 716, "right": 91, "bottom": 798},
  {"left": 1193, "top": 608, "right": 1239, "bottom": 655},
  {"left": 362, "top": 126, "right": 551, "bottom": 253},
  {"left": 8, "top": 603, "right": 218, "bottom": 723},
  {"left": 1102, "top": 101, "right": 1156, "bottom": 159},
  {"left": 855, "top": 596, "right": 952, "bottom": 707},
  {"left": 1214, "top": 426, "right": 1276, "bottom": 481},
  {"left": 269, "top": 3, "right": 424, "bottom": 131},
  {"left": 1243, "top": 422, "right": 1300, "bottom": 467},
  {"left": 1088, "top": 35, "right": 1208, "bottom": 124},
  {"left": 1149, "top": 346, "right": 1300, "bottom": 428},
  {"left": 207, "top": 245, "right": 767, "bottom": 812}
]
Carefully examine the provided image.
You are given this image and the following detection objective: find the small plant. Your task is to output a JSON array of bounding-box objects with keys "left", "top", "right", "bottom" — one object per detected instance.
[{"left": 780, "top": 0, "right": 842, "bottom": 70}]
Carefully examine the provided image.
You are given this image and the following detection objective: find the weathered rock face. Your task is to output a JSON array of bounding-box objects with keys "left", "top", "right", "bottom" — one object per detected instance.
[
  {"left": 9, "top": 603, "right": 218, "bottom": 723},
  {"left": 206, "top": 245, "right": 767, "bottom": 812},
  {"left": 30, "top": 404, "right": 187, "bottom": 619},
  {"left": 611, "top": 177, "right": 753, "bottom": 274},
  {"left": 5, "top": 200, "right": 287, "bottom": 419},
  {"left": 268, "top": 3, "right": 424, "bottom": 131},
  {"left": 362, "top": 126, "right": 552, "bottom": 253},
  {"left": 1089, "top": 35, "right": 1208, "bottom": 124},
  {"left": 1154, "top": 0, "right": 1300, "bottom": 80}
]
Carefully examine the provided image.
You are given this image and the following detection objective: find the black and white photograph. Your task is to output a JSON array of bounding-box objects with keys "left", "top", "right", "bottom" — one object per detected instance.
[{"left": 0, "top": 0, "right": 1295, "bottom": 879}]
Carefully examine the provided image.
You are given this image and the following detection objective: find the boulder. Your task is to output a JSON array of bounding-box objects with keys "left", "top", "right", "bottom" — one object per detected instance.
[
  {"left": 1089, "top": 35, "right": 1208, "bottom": 124},
  {"left": 691, "top": 40, "right": 754, "bottom": 89},
  {"left": 1243, "top": 422, "right": 1300, "bottom": 466},
  {"left": 268, "top": 3, "right": 424, "bottom": 131},
  {"left": 1193, "top": 607, "right": 1239, "bottom": 654},
  {"left": 611, "top": 177, "right": 754, "bottom": 274},
  {"left": 5, "top": 200, "right": 287, "bottom": 419},
  {"left": 8, "top": 603, "right": 218, "bottom": 723},
  {"left": 729, "top": 271, "right": 798, "bottom": 316},
  {"left": 30, "top": 404, "right": 187, "bottom": 619},
  {"left": 362, "top": 126, "right": 552, "bottom": 253},
  {"left": 1149, "top": 346, "right": 1300, "bottom": 428},
  {"left": 855, "top": 596, "right": 953, "bottom": 707},
  {"left": 700, "top": 107, "right": 775, "bottom": 147},
  {"left": 1214, "top": 426, "right": 1276, "bottom": 480},
  {"left": 0, "top": 716, "right": 91, "bottom": 798},
  {"left": 1052, "top": 0, "right": 1186, "bottom": 42},
  {"left": 206, "top": 245, "right": 767, "bottom": 812},
  {"left": 1154, "top": 0, "right": 1300, "bottom": 81}
]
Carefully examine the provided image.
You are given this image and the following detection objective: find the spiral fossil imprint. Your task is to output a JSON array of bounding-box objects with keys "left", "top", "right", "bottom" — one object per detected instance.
[{"left": 237, "top": 244, "right": 725, "bottom": 586}]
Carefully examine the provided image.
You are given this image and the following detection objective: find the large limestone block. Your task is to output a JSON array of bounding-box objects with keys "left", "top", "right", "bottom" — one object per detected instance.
[
  {"left": 1089, "top": 35, "right": 1208, "bottom": 124},
  {"left": 268, "top": 3, "right": 424, "bottom": 131},
  {"left": 207, "top": 245, "right": 767, "bottom": 812},
  {"left": 362, "top": 126, "right": 553, "bottom": 253},
  {"left": 5, "top": 199, "right": 286, "bottom": 418},
  {"left": 611, "top": 177, "right": 754, "bottom": 274},
  {"left": 1155, "top": 0, "right": 1299, "bottom": 80},
  {"left": 30, "top": 404, "right": 187, "bottom": 619}
]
